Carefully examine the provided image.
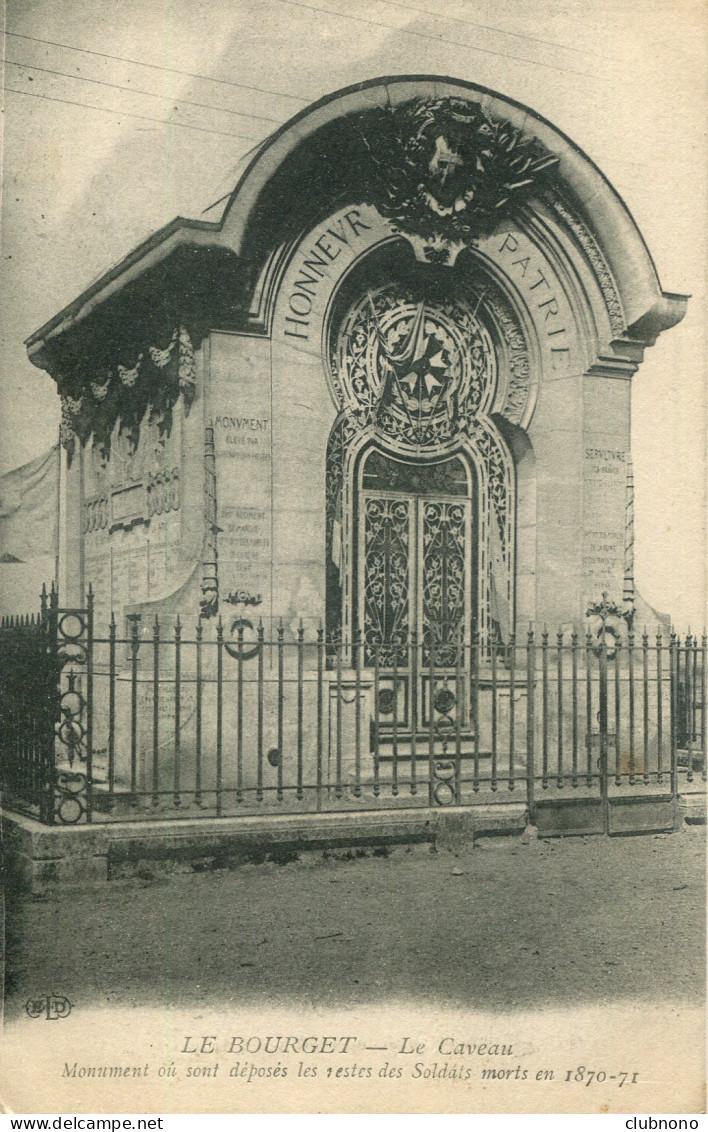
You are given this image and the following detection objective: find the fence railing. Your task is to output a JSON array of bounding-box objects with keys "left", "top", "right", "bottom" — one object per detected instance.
[{"left": 0, "top": 590, "right": 705, "bottom": 829}]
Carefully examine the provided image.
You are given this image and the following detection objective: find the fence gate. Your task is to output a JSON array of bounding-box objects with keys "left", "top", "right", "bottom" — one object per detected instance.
[
  {"left": 0, "top": 586, "right": 93, "bottom": 825},
  {"left": 530, "top": 632, "right": 683, "bottom": 837}
]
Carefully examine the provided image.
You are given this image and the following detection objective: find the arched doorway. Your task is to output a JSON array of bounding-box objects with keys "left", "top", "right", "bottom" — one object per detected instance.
[
  {"left": 324, "top": 246, "right": 517, "bottom": 661},
  {"left": 355, "top": 447, "right": 476, "bottom": 736},
  {"left": 357, "top": 448, "right": 474, "bottom": 665}
]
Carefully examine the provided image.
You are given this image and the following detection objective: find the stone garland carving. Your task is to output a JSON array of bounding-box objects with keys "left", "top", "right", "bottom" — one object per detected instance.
[
  {"left": 547, "top": 194, "right": 624, "bottom": 336},
  {"left": 83, "top": 494, "right": 109, "bottom": 533},
  {"left": 200, "top": 425, "right": 219, "bottom": 619},
  {"left": 59, "top": 326, "right": 196, "bottom": 464},
  {"left": 467, "top": 421, "right": 512, "bottom": 564},
  {"left": 146, "top": 469, "right": 180, "bottom": 517},
  {"left": 489, "top": 299, "right": 533, "bottom": 426},
  {"left": 325, "top": 413, "right": 358, "bottom": 650},
  {"left": 355, "top": 96, "right": 559, "bottom": 262}
]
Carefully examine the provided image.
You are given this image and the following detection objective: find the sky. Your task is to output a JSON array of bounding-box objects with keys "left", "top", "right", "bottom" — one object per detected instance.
[{"left": 0, "top": 0, "right": 706, "bottom": 626}]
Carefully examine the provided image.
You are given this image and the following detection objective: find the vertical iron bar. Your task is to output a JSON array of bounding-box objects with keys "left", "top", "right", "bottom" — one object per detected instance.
[
  {"left": 85, "top": 587, "right": 94, "bottom": 823},
  {"left": 490, "top": 635, "right": 498, "bottom": 792},
  {"left": 454, "top": 629, "right": 462, "bottom": 804},
  {"left": 410, "top": 628, "right": 418, "bottom": 796},
  {"left": 129, "top": 616, "right": 139, "bottom": 797},
  {"left": 692, "top": 632, "right": 699, "bottom": 746},
  {"left": 428, "top": 639, "right": 435, "bottom": 806},
  {"left": 472, "top": 626, "right": 480, "bottom": 792},
  {"left": 297, "top": 621, "right": 304, "bottom": 802},
  {"left": 556, "top": 630, "right": 564, "bottom": 788},
  {"left": 277, "top": 620, "right": 284, "bottom": 803},
  {"left": 353, "top": 628, "right": 362, "bottom": 797},
  {"left": 526, "top": 627, "right": 535, "bottom": 817},
  {"left": 685, "top": 634, "right": 694, "bottom": 784},
  {"left": 585, "top": 629, "right": 593, "bottom": 787},
  {"left": 335, "top": 640, "right": 343, "bottom": 799},
  {"left": 669, "top": 631, "right": 678, "bottom": 801},
  {"left": 614, "top": 641, "right": 622, "bottom": 786},
  {"left": 599, "top": 634, "right": 609, "bottom": 833},
  {"left": 541, "top": 627, "right": 548, "bottom": 789},
  {"left": 216, "top": 618, "right": 224, "bottom": 816},
  {"left": 316, "top": 624, "right": 324, "bottom": 809},
  {"left": 195, "top": 622, "right": 203, "bottom": 806},
  {"left": 373, "top": 645, "right": 381, "bottom": 798},
  {"left": 642, "top": 629, "right": 650, "bottom": 784},
  {"left": 508, "top": 632, "right": 516, "bottom": 791},
  {"left": 173, "top": 616, "right": 181, "bottom": 807},
  {"left": 628, "top": 628, "right": 635, "bottom": 784},
  {"left": 656, "top": 632, "right": 663, "bottom": 784},
  {"left": 571, "top": 631, "right": 578, "bottom": 788},
  {"left": 236, "top": 622, "right": 244, "bottom": 803},
  {"left": 152, "top": 615, "right": 160, "bottom": 807},
  {"left": 108, "top": 613, "right": 116, "bottom": 800},
  {"left": 701, "top": 634, "right": 707, "bottom": 783},
  {"left": 391, "top": 646, "right": 399, "bottom": 797},
  {"left": 256, "top": 621, "right": 264, "bottom": 802}
]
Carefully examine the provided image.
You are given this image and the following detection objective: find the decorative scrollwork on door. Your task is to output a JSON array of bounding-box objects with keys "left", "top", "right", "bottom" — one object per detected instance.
[
  {"left": 421, "top": 501, "right": 467, "bottom": 668},
  {"left": 362, "top": 497, "right": 411, "bottom": 668}
]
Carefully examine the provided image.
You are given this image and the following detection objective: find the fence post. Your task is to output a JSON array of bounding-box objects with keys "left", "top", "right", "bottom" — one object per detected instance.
[
  {"left": 526, "top": 627, "right": 535, "bottom": 821},
  {"left": 152, "top": 614, "right": 160, "bottom": 807},
  {"left": 41, "top": 588, "right": 60, "bottom": 825},
  {"left": 697, "top": 633, "right": 702, "bottom": 783},
  {"left": 108, "top": 613, "right": 116, "bottom": 805},
  {"left": 85, "top": 585, "right": 94, "bottom": 823},
  {"left": 316, "top": 623, "right": 324, "bottom": 810},
  {"left": 598, "top": 634, "right": 609, "bottom": 833},
  {"left": 669, "top": 630, "right": 678, "bottom": 802}
]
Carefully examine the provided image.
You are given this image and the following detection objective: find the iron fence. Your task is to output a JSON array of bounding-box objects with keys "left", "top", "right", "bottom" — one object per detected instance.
[{"left": 0, "top": 588, "right": 705, "bottom": 831}]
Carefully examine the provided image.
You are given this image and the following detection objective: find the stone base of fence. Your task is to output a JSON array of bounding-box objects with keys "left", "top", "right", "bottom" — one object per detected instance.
[
  {"left": 3, "top": 803, "right": 530, "bottom": 894},
  {"left": 3, "top": 790, "right": 704, "bottom": 895}
]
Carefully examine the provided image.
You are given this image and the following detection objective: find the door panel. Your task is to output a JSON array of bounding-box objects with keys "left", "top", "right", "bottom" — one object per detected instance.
[
  {"left": 359, "top": 470, "right": 473, "bottom": 737},
  {"left": 420, "top": 499, "right": 468, "bottom": 668},
  {"left": 362, "top": 496, "right": 411, "bottom": 669}
]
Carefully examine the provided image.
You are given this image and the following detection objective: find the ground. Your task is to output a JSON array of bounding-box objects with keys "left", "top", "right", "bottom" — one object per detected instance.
[{"left": 4, "top": 826, "right": 706, "bottom": 1015}]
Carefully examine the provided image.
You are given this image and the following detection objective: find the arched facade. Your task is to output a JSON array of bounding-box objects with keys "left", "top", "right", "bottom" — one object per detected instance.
[{"left": 26, "top": 75, "right": 687, "bottom": 651}]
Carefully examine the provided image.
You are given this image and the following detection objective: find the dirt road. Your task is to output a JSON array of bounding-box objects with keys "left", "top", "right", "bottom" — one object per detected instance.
[{"left": 5, "top": 826, "right": 705, "bottom": 1015}]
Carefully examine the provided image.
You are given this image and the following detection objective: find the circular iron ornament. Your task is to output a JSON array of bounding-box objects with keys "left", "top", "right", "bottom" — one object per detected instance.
[
  {"left": 333, "top": 284, "right": 497, "bottom": 452},
  {"left": 58, "top": 612, "right": 86, "bottom": 641},
  {"left": 377, "top": 687, "right": 396, "bottom": 715},
  {"left": 433, "top": 781, "right": 456, "bottom": 806},
  {"left": 433, "top": 687, "right": 456, "bottom": 714},
  {"left": 224, "top": 618, "right": 261, "bottom": 661},
  {"left": 54, "top": 771, "right": 87, "bottom": 825},
  {"left": 267, "top": 747, "right": 281, "bottom": 768},
  {"left": 592, "top": 624, "right": 620, "bottom": 660}
]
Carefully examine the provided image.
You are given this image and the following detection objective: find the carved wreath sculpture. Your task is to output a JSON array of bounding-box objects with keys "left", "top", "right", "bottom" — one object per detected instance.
[
  {"left": 357, "top": 97, "right": 559, "bottom": 254},
  {"left": 59, "top": 325, "right": 196, "bottom": 463}
]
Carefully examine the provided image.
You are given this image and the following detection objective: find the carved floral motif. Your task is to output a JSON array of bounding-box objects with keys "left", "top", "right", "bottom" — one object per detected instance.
[
  {"left": 547, "top": 194, "right": 624, "bottom": 336},
  {"left": 59, "top": 325, "right": 196, "bottom": 463},
  {"left": 357, "top": 97, "right": 559, "bottom": 259}
]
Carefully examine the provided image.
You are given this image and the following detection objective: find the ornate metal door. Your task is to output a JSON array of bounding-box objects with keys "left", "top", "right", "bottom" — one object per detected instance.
[{"left": 358, "top": 451, "right": 473, "bottom": 737}]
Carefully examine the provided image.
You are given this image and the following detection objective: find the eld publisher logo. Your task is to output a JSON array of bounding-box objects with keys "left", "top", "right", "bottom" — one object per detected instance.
[{"left": 25, "top": 994, "right": 73, "bottom": 1020}]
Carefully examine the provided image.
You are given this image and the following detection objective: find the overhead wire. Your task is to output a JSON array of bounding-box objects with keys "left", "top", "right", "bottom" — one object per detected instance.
[
  {"left": 272, "top": 0, "right": 596, "bottom": 79},
  {"left": 370, "top": 0, "right": 595, "bottom": 58},
  {"left": 4, "top": 31, "right": 310, "bottom": 104},
  {"left": 5, "top": 59, "right": 283, "bottom": 124},
  {"left": 3, "top": 86, "right": 268, "bottom": 141}
]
